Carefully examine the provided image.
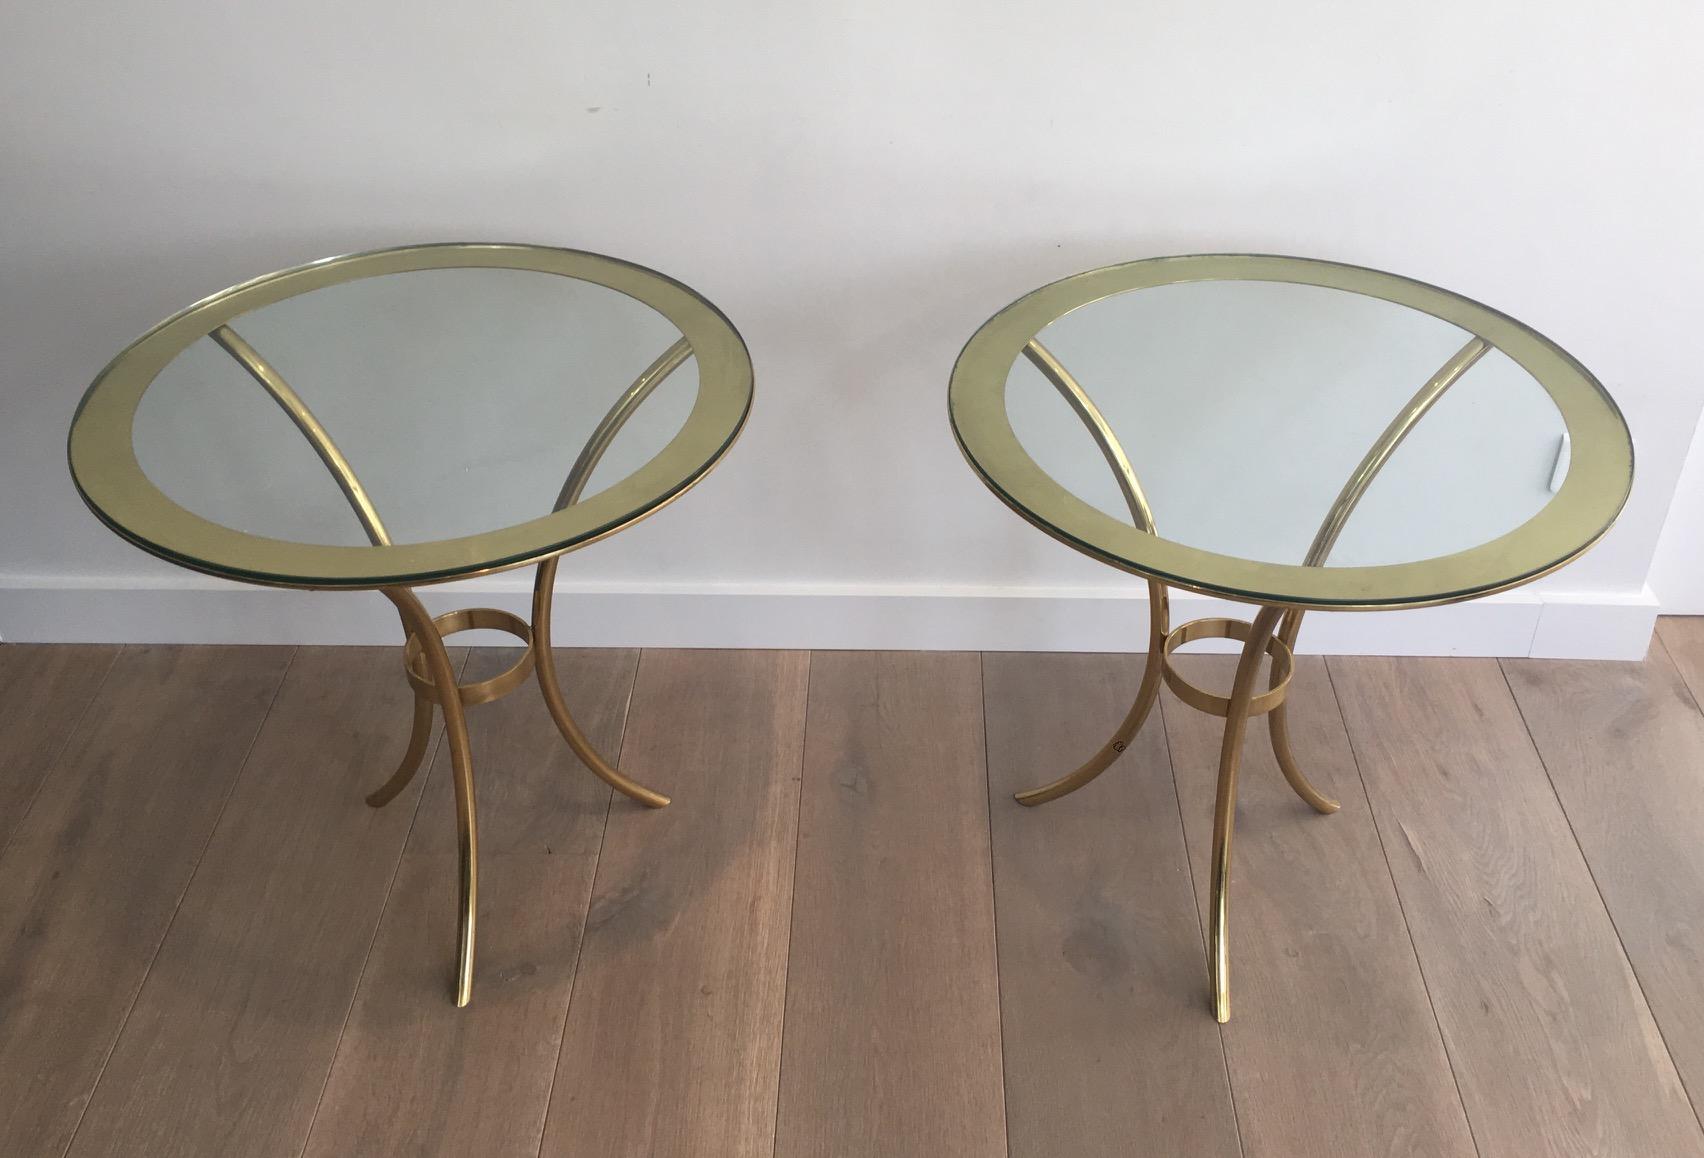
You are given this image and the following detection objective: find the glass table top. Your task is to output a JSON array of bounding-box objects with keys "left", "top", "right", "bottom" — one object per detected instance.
[
  {"left": 69, "top": 245, "right": 753, "bottom": 589},
  {"left": 949, "top": 255, "right": 1633, "bottom": 609}
]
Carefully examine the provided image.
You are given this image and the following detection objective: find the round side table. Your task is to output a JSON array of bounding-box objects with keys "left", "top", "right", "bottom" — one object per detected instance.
[
  {"left": 70, "top": 243, "right": 753, "bottom": 1005},
  {"left": 949, "top": 254, "right": 1632, "bottom": 1021}
]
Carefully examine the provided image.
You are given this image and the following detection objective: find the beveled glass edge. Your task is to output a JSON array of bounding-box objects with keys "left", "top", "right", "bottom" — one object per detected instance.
[
  {"left": 68, "top": 242, "right": 754, "bottom": 589},
  {"left": 947, "top": 253, "right": 1634, "bottom": 611}
]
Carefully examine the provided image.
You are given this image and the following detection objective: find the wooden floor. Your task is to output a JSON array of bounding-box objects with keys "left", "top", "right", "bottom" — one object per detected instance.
[{"left": 5, "top": 624, "right": 1704, "bottom": 1156}]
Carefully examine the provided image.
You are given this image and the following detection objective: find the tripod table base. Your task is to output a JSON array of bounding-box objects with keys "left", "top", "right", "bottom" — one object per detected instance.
[
  {"left": 371, "top": 559, "right": 669, "bottom": 1007},
  {"left": 1013, "top": 591, "right": 1340, "bottom": 1023}
]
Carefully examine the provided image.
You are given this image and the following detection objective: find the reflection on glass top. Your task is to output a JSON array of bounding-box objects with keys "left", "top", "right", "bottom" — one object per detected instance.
[
  {"left": 132, "top": 267, "right": 698, "bottom": 547},
  {"left": 1006, "top": 280, "right": 1567, "bottom": 568}
]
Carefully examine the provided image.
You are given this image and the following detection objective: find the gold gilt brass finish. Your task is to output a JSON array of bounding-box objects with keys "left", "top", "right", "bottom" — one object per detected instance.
[
  {"left": 557, "top": 336, "right": 694, "bottom": 512},
  {"left": 363, "top": 692, "right": 434, "bottom": 810},
  {"left": 68, "top": 244, "right": 752, "bottom": 1005},
  {"left": 1011, "top": 339, "right": 1171, "bottom": 807},
  {"left": 1160, "top": 618, "right": 1294, "bottom": 719},
  {"left": 1297, "top": 335, "right": 1490, "bottom": 572},
  {"left": 402, "top": 608, "right": 534, "bottom": 708},
  {"left": 1209, "top": 604, "right": 1285, "bottom": 1024},
  {"left": 208, "top": 324, "right": 394, "bottom": 548},
  {"left": 950, "top": 254, "right": 1633, "bottom": 610},
  {"left": 1020, "top": 340, "right": 1157, "bottom": 530},
  {"left": 950, "top": 254, "right": 1634, "bottom": 1022},
  {"left": 70, "top": 244, "right": 752, "bottom": 589},
  {"left": 532, "top": 555, "right": 671, "bottom": 809},
  {"left": 385, "top": 585, "right": 480, "bottom": 1008}
]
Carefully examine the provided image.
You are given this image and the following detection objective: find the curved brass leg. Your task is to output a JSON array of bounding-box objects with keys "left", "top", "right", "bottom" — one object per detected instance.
[
  {"left": 384, "top": 587, "right": 478, "bottom": 1007},
  {"left": 365, "top": 691, "right": 435, "bottom": 807},
  {"left": 1210, "top": 605, "right": 1283, "bottom": 1023},
  {"left": 1267, "top": 611, "right": 1341, "bottom": 815},
  {"left": 1015, "top": 580, "right": 1170, "bottom": 805},
  {"left": 533, "top": 557, "right": 670, "bottom": 809}
]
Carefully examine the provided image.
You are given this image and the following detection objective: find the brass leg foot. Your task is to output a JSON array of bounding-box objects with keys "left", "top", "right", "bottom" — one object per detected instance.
[
  {"left": 533, "top": 558, "right": 670, "bottom": 809},
  {"left": 384, "top": 587, "right": 479, "bottom": 1007},
  {"left": 365, "top": 692, "right": 434, "bottom": 808},
  {"left": 1209, "top": 605, "right": 1283, "bottom": 1023},
  {"left": 1268, "top": 703, "right": 1341, "bottom": 815},
  {"left": 1269, "top": 611, "right": 1340, "bottom": 814},
  {"left": 1015, "top": 581, "right": 1170, "bottom": 806}
]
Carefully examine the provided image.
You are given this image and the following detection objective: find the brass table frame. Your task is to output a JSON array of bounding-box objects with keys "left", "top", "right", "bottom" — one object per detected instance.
[
  {"left": 70, "top": 244, "right": 753, "bottom": 1006},
  {"left": 949, "top": 254, "right": 1633, "bottom": 1022}
]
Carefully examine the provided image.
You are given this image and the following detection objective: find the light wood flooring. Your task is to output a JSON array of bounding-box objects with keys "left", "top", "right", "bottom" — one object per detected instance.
[{"left": 5, "top": 621, "right": 1704, "bottom": 1156}]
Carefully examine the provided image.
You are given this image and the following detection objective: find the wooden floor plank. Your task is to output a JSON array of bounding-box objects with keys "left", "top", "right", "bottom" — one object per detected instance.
[
  {"left": 1505, "top": 642, "right": 1704, "bottom": 1128},
  {"left": 539, "top": 649, "right": 809, "bottom": 1158},
  {"left": 0, "top": 645, "right": 293, "bottom": 1158},
  {"left": 983, "top": 652, "right": 1242, "bottom": 1158},
  {"left": 11, "top": 641, "right": 1704, "bottom": 1157},
  {"left": 301, "top": 647, "right": 637, "bottom": 1158},
  {"left": 1330, "top": 656, "right": 1704, "bottom": 1157},
  {"left": 1163, "top": 655, "right": 1476, "bottom": 1158},
  {"left": 62, "top": 647, "right": 464, "bottom": 1158},
  {"left": 774, "top": 651, "right": 1006, "bottom": 1158},
  {"left": 0, "top": 644, "right": 119, "bottom": 853},
  {"left": 1659, "top": 617, "right": 1704, "bottom": 706}
]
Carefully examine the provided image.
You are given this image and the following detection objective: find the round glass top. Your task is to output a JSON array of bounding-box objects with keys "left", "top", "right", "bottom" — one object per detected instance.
[
  {"left": 949, "top": 255, "right": 1633, "bottom": 610},
  {"left": 69, "top": 244, "right": 753, "bottom": 589}
]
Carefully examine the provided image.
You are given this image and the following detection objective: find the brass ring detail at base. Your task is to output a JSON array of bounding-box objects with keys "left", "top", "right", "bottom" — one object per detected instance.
[
  {"left": 1161, "top": 617, "right": 1294, "bottom": 718},
  {"left": 405, "top": 608, "right": 534, "bottom": 706}
]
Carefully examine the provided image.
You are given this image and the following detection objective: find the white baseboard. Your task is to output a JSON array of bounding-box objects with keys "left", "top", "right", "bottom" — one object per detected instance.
[
  {"left": 0, "top": 574, "right": 1661, "bottom": 659},
  {"left": 1527, "top": 588, "right": 1664, "bottom": 661}
]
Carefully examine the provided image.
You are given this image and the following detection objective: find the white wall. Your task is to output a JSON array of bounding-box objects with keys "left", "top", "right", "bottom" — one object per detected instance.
[
  {"left": 1650, "top": 411, "right": 1704, "bottom": 613},
  {"left": 3, "top": 1, "right": 1701, "bottom": 655}
]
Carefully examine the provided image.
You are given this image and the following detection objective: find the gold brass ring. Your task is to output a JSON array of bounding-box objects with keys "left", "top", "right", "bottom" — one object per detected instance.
[
  {"left": 1160, "top": 617, "right": 1294, "bottom": 718},
  {"left": 947, "top": 253, "right": 1634, "bottom": 610},
  {"left": 69, "top": 243, "right": 754, "bottom": 590},
  {"left": 404, "top": 607, "right": 534, "bottom": 706}
]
